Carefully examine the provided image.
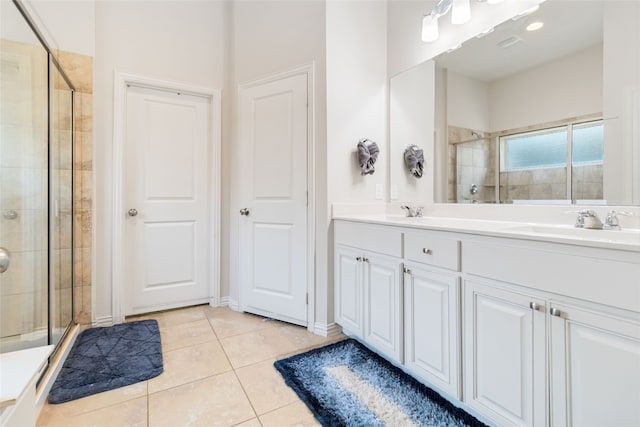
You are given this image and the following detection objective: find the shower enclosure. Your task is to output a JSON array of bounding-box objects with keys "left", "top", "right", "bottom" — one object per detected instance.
[{"left": 0, "top": 0, "right": 75, "bottom": 356}]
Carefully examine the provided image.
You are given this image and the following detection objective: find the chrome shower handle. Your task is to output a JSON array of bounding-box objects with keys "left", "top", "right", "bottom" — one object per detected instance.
[{"left": 0, "top": 247, "right": 10, "bottom": 273}]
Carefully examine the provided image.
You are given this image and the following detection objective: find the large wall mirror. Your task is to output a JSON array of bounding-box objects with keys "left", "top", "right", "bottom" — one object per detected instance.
[{"left": 390, "top": 0, "right": 639, "bottom": 206}]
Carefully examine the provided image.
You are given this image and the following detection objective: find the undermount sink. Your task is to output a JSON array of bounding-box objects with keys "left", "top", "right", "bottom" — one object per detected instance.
[{"left": 506, "top": 224, "right": 640, "bottom": 245}]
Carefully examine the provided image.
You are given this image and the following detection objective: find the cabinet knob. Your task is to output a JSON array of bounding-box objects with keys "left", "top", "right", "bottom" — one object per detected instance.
[
  {"left": 363, "top": 258, "right": 370, "bottom": 263},
  {"left": 529, "top": 302, "right": 542, "bottom": 312},
  {"left": 422, "top": 248, "right": 433, "bottom": 255},
  {"left": 356, "top": 257, "right": 362, "bottom": 262},
  {"left": 550, "top": 307, "right": 563, "bottom": 317}
]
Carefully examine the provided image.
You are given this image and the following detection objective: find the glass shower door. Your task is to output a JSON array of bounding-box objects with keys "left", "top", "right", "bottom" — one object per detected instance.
[{"left": 0, "top": 1, "right": 50, "bottom": 352}]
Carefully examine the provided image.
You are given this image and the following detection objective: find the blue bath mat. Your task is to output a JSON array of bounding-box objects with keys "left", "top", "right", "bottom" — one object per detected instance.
[
  {"left": 274, "top": 339, "right": 487, "bottom": 427},
  {"left": 48, "top": 320, "right": 163, "bottom": 404}
]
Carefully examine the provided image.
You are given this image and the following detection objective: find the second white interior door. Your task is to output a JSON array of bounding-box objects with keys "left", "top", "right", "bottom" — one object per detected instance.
[
  {"left": 124, "top": 85, "right": 212, "bottom": 315},
  {"left": 238, "top": 72, "right": 308, "bottom": 326}
]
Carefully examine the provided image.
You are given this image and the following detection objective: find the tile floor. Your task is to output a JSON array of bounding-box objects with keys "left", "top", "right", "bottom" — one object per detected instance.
[{"left": 37, "top": 305, "right": 345, "bottom": 427}]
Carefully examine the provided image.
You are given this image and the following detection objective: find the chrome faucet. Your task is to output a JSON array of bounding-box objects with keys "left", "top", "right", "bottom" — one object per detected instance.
[
  {"left": 603, "top": 210, "right": 632, "bottom": 230},
  {"left": 401, "top": 206, "right": 424, "bottom": 218},
  {"left": 574, "top": 210, "right": 603, "bottom": 229}
]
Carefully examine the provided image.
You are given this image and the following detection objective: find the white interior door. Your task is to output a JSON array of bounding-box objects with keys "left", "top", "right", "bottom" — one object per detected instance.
[
  {"left": 124, "top": 85, "right": 211, "bottom": 315},
  {"left": 238, "top": 73, "right": 308, "bottom": 326}
]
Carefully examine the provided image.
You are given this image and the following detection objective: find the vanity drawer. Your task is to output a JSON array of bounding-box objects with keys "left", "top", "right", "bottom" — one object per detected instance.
[
  {"left": 334, "top": 220, "right": 403, "bottom": 258},
  {"left": 404, "top": 231, "right": 460, "bottom": 271}
]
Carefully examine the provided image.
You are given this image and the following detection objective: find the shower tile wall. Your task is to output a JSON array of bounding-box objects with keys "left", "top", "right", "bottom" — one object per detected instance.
[
  {"left": 0, "top": 41, "right": 93, "bottom": 349},
  {"left": 449, "top": 126, "right": 496, "bottom": 203},
  {"left": 0, "top": 39, "right": 49, "bottom": 343}
]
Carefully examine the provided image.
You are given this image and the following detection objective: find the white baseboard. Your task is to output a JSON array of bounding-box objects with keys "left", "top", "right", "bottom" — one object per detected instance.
[
  {"left": 227, "top": 298, "right": 239, "bottom": 311},
  {"left": 93, "top": 316, "right": 114, "bottom": 327},
  {"left": 219, "top": 296, "right": 230, "bottom": 307},
  {"left": 314, "top": 322, "right": 342, "bottom": 337}
]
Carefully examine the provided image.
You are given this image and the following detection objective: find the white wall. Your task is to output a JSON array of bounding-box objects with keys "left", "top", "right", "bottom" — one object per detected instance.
[
  {"left": 94, "top": 1, "right": 227, "bottom": 322},
  {"left": 228, "top": 0, "right": 329, "bottom": 325},
  {"left": 326, "top": 1, "right": 388, "bottom": 204},
  {"left": 603, "top": 1, "right": 640, "bottom": 205},
  {"left": 389, "top": 60, "right": 435, "bottom": 202},
  {"left": 326, "top": 0, "right": 387, "bottom": 324},
  {"left": 489, "top": 44, "right": 603, "bottom": 132},
  {"left": 447, "top": 69, "right": 490, "bottom": 132},
  {"left": 24, "top": 0, "right": 95, "bottom": 56}
]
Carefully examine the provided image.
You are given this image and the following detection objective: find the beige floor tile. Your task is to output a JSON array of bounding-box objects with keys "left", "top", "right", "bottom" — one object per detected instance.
[
  {"left": 159, "top": 318, "right": 216, "bottom": 352},
  {"left": 259, "top": 401, "right": 320, "bottom": 427},
  {"left": 149, "top": 371, "right": 255, "bottom": 427},
  {"left": 235, "top": 358, "right": 298, "bottom": 415},
  {"left": 39, "top": 396, "right": 147, "bottom": 427},
  {"left": 221, "top": 328, "right": 298, "bottom": 369},
  {"left": 37, "top": 382, "right": 147, "bottom": 424},
  {"left": 207, "top": 307, "right": 276, "bottom": 338},
  {"left": 148, "top": 340, "right": 232, "bottom": 394}
]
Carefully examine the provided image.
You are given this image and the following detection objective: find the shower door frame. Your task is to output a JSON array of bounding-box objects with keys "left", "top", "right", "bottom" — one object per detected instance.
[{"left": 8, "top": 0, "right": 77, "bottom": 364}]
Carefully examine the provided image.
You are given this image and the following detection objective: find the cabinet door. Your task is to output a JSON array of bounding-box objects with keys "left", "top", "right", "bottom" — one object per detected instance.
[
  {"left": 404, "top": 266, "right": 460, "bottom": 398},
  {"left": 463, "top": 280, "right": 547, "bottom": 427},
  {"left": 334, "top": 246, "right": 364, "bottom": 337},
  {"left": 550, "top": 302, "right": 640, "bottom": 427},
  {"left": 363, "top": 254, "right": 403, "bottom": 362}
]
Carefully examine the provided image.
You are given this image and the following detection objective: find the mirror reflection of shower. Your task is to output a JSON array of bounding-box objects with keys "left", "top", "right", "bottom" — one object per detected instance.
[{"left": 448, "top": 125, "right": 496, "bottom": 204}]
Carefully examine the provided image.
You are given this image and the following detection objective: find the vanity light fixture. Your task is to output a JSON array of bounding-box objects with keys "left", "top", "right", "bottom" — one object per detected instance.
[
  {"left": 422, "top": 13, "right": 439, "bottom": 42},
  {"left": 422, "top": 0, "right": 509, "bottom": 42},
  {"left": 451, "top": 0, "right": 471, "bottom": 25},
  {"left": 526, "top": 21, "right": 544, "bottom": 31}
]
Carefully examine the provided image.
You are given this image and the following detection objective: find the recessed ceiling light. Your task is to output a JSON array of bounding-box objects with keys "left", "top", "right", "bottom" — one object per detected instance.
[{"left": 526, "top": 21, "right": 544, "bottom": 31}]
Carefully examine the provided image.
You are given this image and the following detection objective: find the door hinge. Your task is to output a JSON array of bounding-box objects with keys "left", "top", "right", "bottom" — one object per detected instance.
[{"left": 306, "top": 293, "right": 309, "bottom": 305}]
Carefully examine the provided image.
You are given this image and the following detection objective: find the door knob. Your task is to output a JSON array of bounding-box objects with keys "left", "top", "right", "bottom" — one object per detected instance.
[
  {"left": 0, "top": 247, "right": 10, "bottom": 273},
  {"left": 239, "top": 208, "right": 250, "bottom": 216},
  {"left": 128, "top": 208, "right": 138, "bottom": 217}
]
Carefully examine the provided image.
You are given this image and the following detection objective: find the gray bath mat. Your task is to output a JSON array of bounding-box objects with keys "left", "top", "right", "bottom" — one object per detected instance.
[{"left": 48, "top": 320, "right": 163, "bottom": 404}]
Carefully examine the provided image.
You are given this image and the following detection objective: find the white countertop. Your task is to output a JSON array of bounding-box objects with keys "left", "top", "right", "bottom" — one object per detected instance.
[
  {"left": 0, "top": 345, "right": 54, "bottom": 409},
  {"left": 333, "top": 213, "right": 640, "bottom": 252}
]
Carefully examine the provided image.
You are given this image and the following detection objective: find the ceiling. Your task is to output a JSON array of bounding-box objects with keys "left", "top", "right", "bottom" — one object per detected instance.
[{"left": 435, "top": 1, "right": 604, "bottom": 82}]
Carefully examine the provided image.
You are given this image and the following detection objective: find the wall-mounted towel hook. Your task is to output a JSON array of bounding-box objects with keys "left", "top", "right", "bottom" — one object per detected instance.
[
  {"left": 357, "top": 138, "right": 379, "bottom": 175},
  {"left": 403, "top": 144, "right": 424, "bottom": 178}
]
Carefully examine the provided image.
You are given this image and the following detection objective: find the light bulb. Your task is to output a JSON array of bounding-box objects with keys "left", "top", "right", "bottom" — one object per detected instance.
[
  {"left": 526, "top": 21, "right": 544, "bottom": 31},
  {"left": 422, "top": 14, "right": 439, "bottom": 42},
  {"left": 451, "top": 0, "right": 471, "bottom": 25}
]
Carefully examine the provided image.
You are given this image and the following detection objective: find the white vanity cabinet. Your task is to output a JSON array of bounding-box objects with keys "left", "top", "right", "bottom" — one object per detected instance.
[
  {"left": 333, "top": 217, "right": 640, "bottom": 427},
  {"left": 463, "top": 237, "right": 640, "bottom": 427},
  {"left": 549, "top": 302, "right": 640, "bottom": 427},
  {"left": 403, "top": 229, "right": 462, "bottom": 399},
  {"left": 463, "top": 279, "right": 547, "bottom": 427},
  {"left": 334, "top": 221, "right": 404, "bottom": 363}
]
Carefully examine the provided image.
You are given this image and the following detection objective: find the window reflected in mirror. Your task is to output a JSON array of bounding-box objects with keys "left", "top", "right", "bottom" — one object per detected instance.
[{"left": 449, "top": 118, "right": 604, "bottom": 204}]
